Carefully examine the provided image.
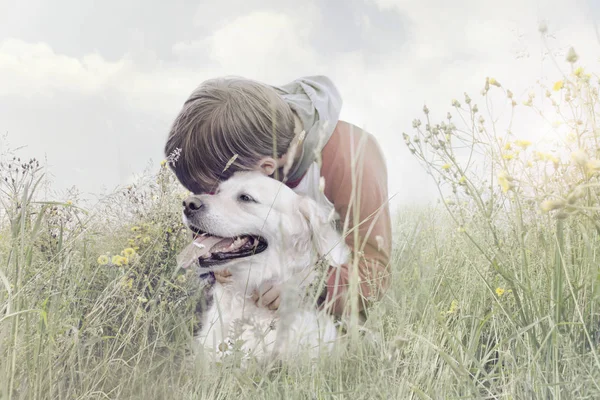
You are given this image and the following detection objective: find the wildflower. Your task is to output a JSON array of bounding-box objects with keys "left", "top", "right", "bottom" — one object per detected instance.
[
  {"left": 585, "top": 159, "right": 600, "bottom": 175},
  {"left": 112, "top": 255, "right": 122, "bottom": 265},
  {"left": 160, "top": 159, "right": 167, "bottom": 167},
  {"left": 123, "top": 248, "right": 136, "bottom": 257},
  {"left": 571, "top": 150, "right": 589, "bottom": 167},
  {"left": 574, "top": 67, "right": 584, "bottom": 77},
  {"left": 495, "top": 287, "right": 505, "bottom": 297},
  {"left": 177, "top": 274, "right": 187, "bottom": 284},
  {"left": 127, "top": 239, "right": 136, "bottom": 246},
  {"left": 552, "top": 80, "right": 564, "bottom": 91},
  {"left": 515, "top": 140, "right": 532, "bottom": 149},
  {"left": 217, "top": 338, "right": 234, "bottom": 358},
  {"left": 441, "top": 163, "right": 451, "bottom": 171},
  {"left": 488, "top": 77, "right": 501, "bottom": 87},
  {"left": 503, "top": 143, "right": 512, "bottom": 150},
  {"left": 131, "top": 226, "right": 140, "bottom": 232},
  {"left": 97, "top": 255, "right": 109, "bottom": 266},
  {"left": 540, "top": 199, "right": 566, "bottom": 212},
  {"left": 120, "top": 277, "right": 133, "bottom": 290},
  {"left": 446, "top": 300, "right": 459, "bottom": 315},
  {"left": 502, "top": 153, "right": 515, "bottom": 160},
  {"left": 66, "top": 200, "right": 73, "bottom": 206},
  {"left": 451, "top": 99, "right": 461, "bottom": 107},
  {"left": 527, "top": 161, "right": 533, "bottom": 168},
  {"left": 498, "top": 171, "right": 512, "bottom": 193},
  {"left": 458, "top": 176, "right": 467, "bottom": 184},
  {"left": 523, "top": 99, "right": 533, "bottom": 107},
  {"left": 142, "top": 236, "right": 151, "bottom": 244},
  {"left": 566, "top": 47, "right": 578, "bottom": 63}
]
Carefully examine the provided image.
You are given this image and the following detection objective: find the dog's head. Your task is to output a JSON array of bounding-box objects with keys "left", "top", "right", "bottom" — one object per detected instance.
[{"left": 181, "top": 171, "right": 339, "bottom": 284}]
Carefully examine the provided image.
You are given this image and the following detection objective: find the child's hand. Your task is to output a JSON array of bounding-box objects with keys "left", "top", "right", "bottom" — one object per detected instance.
[
  {"left": 252, "top": 281, "right": 281, "bottom": 310},
  {"left": 213, "top": 269, "right": 233, "bottom": 284}
]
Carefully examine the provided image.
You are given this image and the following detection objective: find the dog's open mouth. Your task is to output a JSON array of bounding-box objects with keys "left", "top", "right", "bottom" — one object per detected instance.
[{"left": 188, "top": 226, "right": 268, "bottom": 267}]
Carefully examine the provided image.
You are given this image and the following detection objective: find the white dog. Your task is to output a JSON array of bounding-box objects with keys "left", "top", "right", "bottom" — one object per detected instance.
[{"left": 179, "top": 171, "right": 348, "bottom": 363}]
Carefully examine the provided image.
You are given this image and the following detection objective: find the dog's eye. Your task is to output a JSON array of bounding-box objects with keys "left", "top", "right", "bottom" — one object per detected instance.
[{"left": 238, "top": 194, "right": 256, "bottom": 203}]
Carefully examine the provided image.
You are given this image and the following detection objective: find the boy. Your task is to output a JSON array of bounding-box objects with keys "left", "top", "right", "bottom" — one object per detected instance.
[{"left": 165, "top": 76, "right": 391, "bottom": 317}]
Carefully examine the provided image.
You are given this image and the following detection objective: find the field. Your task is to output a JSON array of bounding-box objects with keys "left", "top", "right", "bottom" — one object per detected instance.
[{"left": 2, "top": 54, "right": 600, "bottom": 399}]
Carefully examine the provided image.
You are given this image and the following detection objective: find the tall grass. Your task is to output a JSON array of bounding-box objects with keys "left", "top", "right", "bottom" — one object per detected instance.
[{"left": 2, "top": 53, "right": 600, "bottom": 399}]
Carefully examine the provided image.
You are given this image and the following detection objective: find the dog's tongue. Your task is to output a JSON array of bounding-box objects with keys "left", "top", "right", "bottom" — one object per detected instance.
[
  {"left": 176, "top": 235, "right": 236, "bottom": 270},
  {"left": 194, "top": 235, "right": 234, "bottom": 253}
]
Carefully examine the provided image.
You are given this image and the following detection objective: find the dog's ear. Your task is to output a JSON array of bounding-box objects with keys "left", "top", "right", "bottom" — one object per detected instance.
[{"left": 297, "top": 196, "right": 335, "bottom": 257}]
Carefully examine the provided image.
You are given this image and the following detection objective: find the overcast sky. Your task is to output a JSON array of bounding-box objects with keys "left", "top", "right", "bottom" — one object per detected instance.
[{"left": 0, "top": 0, "right": 599, "bottom": 211}]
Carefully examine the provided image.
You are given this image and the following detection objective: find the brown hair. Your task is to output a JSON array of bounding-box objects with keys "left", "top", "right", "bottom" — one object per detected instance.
[{"left": 164, "top": 77, "right": 296, "bottom": 194}]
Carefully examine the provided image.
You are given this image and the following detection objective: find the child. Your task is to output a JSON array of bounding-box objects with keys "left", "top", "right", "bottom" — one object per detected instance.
[{"left": 165, "top": 76, "right": 391, "bottom": 317}]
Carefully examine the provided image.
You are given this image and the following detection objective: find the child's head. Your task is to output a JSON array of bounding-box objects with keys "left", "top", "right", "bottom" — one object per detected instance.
[{"left": 164, "top": 77, "right": 297, "bottom": 194}]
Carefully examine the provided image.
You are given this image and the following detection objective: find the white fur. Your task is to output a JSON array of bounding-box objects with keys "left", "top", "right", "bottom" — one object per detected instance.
[{"left": 183, "top": 171, "right": 349, "bottom": 363}]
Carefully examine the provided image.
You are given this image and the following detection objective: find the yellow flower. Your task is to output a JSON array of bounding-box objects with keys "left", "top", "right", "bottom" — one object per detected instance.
[
  {"left": 503, "top": 142, "right": 512, "bottom": 150},
  {"left": 123, "top": 248, "right": 136, "bottom": 257},
  {"left": 441, "top": 163, "right": 451, "bottom": 170},
  {"left": 585, "top": 159, "right": 600, "bottom": 175},
  {"left": 540, "top": 199, "right": 566, "bottom": 212},
  {"left": 515, "top": 140, "right": 532, "bottom": 149},
  {"left": 66, "top": 200, "right": 73, "bottom": 206},
  {"left": 177, "top": 274, "right": 187, "bottom": 284},
  {"left": 131, "top": 226, "right": 140, "bottom": 232},
  {"left": 495, "top": 287, "right": 505, "bottom": 297},
  {"left": 502, "top": 153, "right": 515, "bottom": 160},
  {"left": 552, "top": 80, "right": 564, "bottom": 91},
  {"left": 97, "top": 255, "right": 109, "bottom": 265},
  {"left": 488, "top": 77, "right": 501, "bottom": 87},
  {"left": 571, "top": 150, "right": 588, "bottom": 167},
  {"left": 535, "top": 151, "right": 559, "bottom": 165},
  {"left": 574, "top": 67, "right": 584, "bottom": 77},
  {"left": 120, "top": 277, "right": 133, "bottom": 290},
  {"left": 160, "top": 159, "right": 167, "bottom": 167},
  {"left": 112, "top": 255, "right": 128, "bottom": 266},
  {"left": 142, "top": 236, "right": 151, "bottom": 244},
  {"left": 446, "top": 300, "right": 459, "bottom": 315},
  {"left": 498, "top": 171, "right": 512, "bottom": 193},
  {"left": 527, "top": 161, "right": 533, "bottom": 168},
  {"left": 458, "top": 176, "right": 467, "bottom": 184}
]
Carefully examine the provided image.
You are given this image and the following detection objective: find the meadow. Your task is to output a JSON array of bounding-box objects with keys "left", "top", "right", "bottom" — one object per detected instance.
[{"left": 1, "top": 49, "right": 600, "bottom": 399}]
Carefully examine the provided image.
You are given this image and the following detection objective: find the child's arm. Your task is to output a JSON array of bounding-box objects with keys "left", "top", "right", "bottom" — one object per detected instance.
[{"left": 321, "top": 121, "right": 392, "bottom": 316}]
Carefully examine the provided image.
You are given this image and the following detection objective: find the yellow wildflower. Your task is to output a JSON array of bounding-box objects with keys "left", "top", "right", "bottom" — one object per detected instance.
[
  {"left": 123, "top": 248, "right": 136, "bottom": 257},
  {"left": 488, "top": 77, "right": 501, "bottom": 87},
  {"left": 502, "top": 153, "right": 515, "bottom": 160},
  {"left": 112, "top": 255, "right": 122, "bottom": 265},
  {"left": 585, "top": 159, "right": 600, "bottom": 175},
  {"left": 498, "top": 171, "right": 512, "bottom": 193},
  {"left": 515, "top": 140, "right": 532, "bottom": 149},
  {"left": 446, "top": 300, "right": 459, "bottom": 315},
  {"left": 571, "top": 150, "right": 588, "bottom": 167},
  {"left": 160, "top": 159, "right": 167, "bottom": 167},
  {"left": 458, "top": 176, "right": 467, "bottom": 184},
  {"left": 120, "top": 277, "right": 133, "bottom": 290},
  {"left": 574, "top": 67, "right": 584, "bottom": 77},
  {"left": 495, "top": 287, "right": 505, "bottom": 297},
  {"left": 552, "top": 80, "right": 564, "bottom": 91},
  {"left": 540, "top": 199, "right": 566, "bottom": 212},
  {"left": 97, "top": 255, "right": 109, "bottom": 266},
  {"left": 503, "top": 142, "right": 512, "bottom": 150},
  {"left": 442, "top": 163, "right": 451, "bottom": 170},
  {"left": 142, "top": 236, "right": 151, "bottom": 244},
  {"left": 177, "top": 274, "right": 187, "bottom": 284}
]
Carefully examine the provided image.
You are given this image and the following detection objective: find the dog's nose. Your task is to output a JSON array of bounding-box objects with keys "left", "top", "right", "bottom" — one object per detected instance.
[{"left": 183, "top": 195, "right": 205, "bottom": 216}]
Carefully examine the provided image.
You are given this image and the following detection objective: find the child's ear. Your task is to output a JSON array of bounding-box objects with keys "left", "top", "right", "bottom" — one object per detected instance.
[{"left": 257, "top": 157, "right": 279, "bottom": 176}]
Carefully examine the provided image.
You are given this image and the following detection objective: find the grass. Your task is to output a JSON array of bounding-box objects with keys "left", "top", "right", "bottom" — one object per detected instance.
[{"left": 2, "top": 49, "right": 600, "bottom": 399}]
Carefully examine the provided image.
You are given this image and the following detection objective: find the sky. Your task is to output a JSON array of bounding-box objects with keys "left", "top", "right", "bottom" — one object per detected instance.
[{"left": 0, "top": 0, "right": 599, "bottom": 211}]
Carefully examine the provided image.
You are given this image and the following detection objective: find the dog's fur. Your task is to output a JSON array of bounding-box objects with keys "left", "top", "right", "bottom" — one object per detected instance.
[{"left": 182, "top": 171, "right": 348, "bottom": 363}]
